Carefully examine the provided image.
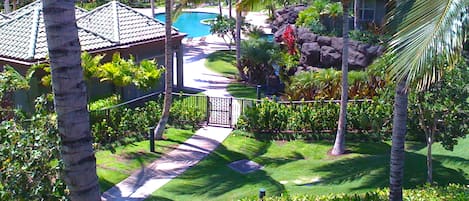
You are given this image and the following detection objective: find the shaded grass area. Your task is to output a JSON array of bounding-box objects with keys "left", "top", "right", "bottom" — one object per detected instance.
[
  {"left": 96, "top": 128, "right": 195, "bottom": 192},
  {"left": 205, "top": 50, "right": 237, "bottom": 79},
  {"left": 227, "top": 82, "right": 258, "bottom": 99},
  {"left": 148, "top": 132, "right": 469, "bottom": 201}
]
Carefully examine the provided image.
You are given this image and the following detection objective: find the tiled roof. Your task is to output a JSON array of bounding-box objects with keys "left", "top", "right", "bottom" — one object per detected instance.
[
  {"left": 0, "top": 1, "right": 181, "bottom": 62},
  {"left": 0, "top": 2, "right": 113, "bottom": 60},
  {"left": 77, "top": 1, "right": 178, "bottom": 44},
  {"left": 0, "top": 13, "right": 10, "bottom": 24},
  {"left": 7, "top": 0, "right": 88, "bottom": 18}
]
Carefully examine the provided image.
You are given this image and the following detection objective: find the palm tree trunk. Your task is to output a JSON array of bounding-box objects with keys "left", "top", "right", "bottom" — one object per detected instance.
[
  {"left": 331, "top": 2, "right": 349, "bottom": 156},
  {"left": 154, "top": 0, "right": 173, "bottom": 140},
  {"left": 354, "top": 0, "right": 360, "bottom": 30},
  {"left": 4, "top": 0, "right": 10, "bottom": 13},
  {"left": 228, "top": 0, "right": 232, "bottom": 18},
  {"left": 389, "top": 80, "right": 408, "bottom": 201},
  {"left": 235, "top": 2, "right": 247, "bottom": 81},
  {"left": 42, "top": 1, "right": 100, "bottom": 200},
  {"left": 151, "top": 0, "right": 155, "bottom": 18},
  {"left": 218, "top": 0, "right": 223, "bottom": 16}
]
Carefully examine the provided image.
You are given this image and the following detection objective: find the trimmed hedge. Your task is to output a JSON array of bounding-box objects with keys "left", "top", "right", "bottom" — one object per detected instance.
[
  {"left": 236, "top": 98, "right": 393, "bottom": 141},
  {"left": 238, "top": 184, "right": 469, "bottom": 201},
  {"left": 90, "top": 96, "right": 206, "bottom": 150}
]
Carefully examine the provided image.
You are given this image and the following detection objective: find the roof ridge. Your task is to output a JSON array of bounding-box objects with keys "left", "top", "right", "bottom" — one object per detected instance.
[
  {"left": 0, "top": 4, "right": 35, "bottom": 29},
  {"left": 112, "top": 1, "right": 120, "bottom": 43},
  {"left": 7, "top": 0, "right": 40, "bottom": 17},
  {"left": 76, "top": 0, "right": 115, "bottom": 21},
  {"left": 27, "top": 6, "right": 40, "bottom": 59},
  {"left": 112, "top": 1, "right": 175, "bottom": 31}
]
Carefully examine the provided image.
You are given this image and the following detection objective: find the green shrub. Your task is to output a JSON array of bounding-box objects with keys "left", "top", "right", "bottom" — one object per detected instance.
[
  {"left": 237, "top": 97, "right": 393, "bottom": 140},
  {"left": 88, "top": 94, "right": 119, "bottom": 111},
  {"left": 237, "top": 184, "right": 469, "bottom": 201},
  {"left": 0, "top": 97, "right": 68, "bottom": 200},
  {"left": 90, "top": 96, "right": 205, "bottom": 150}
]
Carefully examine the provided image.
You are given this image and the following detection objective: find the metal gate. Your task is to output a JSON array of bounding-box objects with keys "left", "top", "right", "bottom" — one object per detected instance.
[{"left": 207, "top": 97, "right": 233, "bottom": 127}]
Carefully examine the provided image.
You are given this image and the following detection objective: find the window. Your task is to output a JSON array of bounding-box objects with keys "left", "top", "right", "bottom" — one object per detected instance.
[{"left": 359, "top": 0, "right": 376, "bottom": 22}]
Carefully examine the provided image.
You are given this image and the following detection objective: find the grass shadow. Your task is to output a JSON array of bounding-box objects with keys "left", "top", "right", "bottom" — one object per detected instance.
[{"left": 151, "top": 140, "right": 289, "bottom": 200}]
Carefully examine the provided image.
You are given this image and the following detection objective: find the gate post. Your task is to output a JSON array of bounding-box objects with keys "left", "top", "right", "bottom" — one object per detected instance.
[
  {"left": 206, "top": 96, "right": 210, "bottom": 125},
  {"left": 229, "top": 97, "right": 233, "bottom": 127}
]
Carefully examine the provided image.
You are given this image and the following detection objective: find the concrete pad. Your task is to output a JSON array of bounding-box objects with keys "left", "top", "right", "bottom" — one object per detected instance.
[{"left": 228, "top": 159, "right": 263, "bottom": 174}]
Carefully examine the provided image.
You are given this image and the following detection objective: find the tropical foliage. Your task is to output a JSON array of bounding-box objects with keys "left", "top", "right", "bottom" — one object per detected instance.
[
  {"left": 296, "top": 0, "right": 343, "bottom": 36},
  {"left": 240, "top": 38, "right": 279, "bottom": 84},
  {"left": 0, "top": 96, "right": 68, "bottom": 201},
  {"left": 238, "top": 184, "right": 469, "bottom": 201}
]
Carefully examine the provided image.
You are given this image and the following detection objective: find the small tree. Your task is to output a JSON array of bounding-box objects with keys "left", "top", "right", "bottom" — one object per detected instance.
[{"left": 409, "top": 65, "right": 469, "bottom": 184}]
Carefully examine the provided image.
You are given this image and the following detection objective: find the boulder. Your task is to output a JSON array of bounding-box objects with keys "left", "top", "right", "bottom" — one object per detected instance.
[
  {"left": 297, "top": 31, "right": 318, "bottom": 44},
  {"left": 320, "top": 46, "right": 341, "bottom": 67},
  {"left": 300, "top": 42, "right": 321, "bottom": 66},
  {"left": 348, "top": 50, "right": 368, "bottom": 69},
  {"left": 317, "top": 36, "right": 331, "bottom": 46},
  {"left": 330, "top": 37, "right": 343, "bottom": 52}
]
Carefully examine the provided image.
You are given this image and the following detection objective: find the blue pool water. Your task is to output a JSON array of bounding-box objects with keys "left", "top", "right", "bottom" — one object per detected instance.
[{"left": 155, "top": 12, "right": 218, "bottom": 38}]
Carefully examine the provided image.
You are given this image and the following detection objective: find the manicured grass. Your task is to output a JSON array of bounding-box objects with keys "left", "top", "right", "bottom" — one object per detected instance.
[
  {"left": 227, "top": 82, "right": 258, "bottom": 99},
  {"left": 148, "top": 132, "right": 469, "bottom": 201},
  {"left": 96, "top": 128, "right": 195, "bottom": 192},
  {"left": 205, "top": 50, "right": 237, "bottom": 78}
]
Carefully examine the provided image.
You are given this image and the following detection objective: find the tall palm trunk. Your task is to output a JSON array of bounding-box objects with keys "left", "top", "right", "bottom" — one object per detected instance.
[
  {"left": 151, "top": 0, "right": 155, "bottom": 18},
  {"left": 42, "top": 1, "right": 100, "bottom": 200},
  {"left": 331, "top": 1, "right": 349, "bottom": 156},
  {"left": 389, "top": 80, "right": 408, "bottom": 201},
  {"left": 218, "top": 0, "right": 223, "bottom": 16},
  {"left": 4, "top": 0, "right": 10, "bottom": 13},
  {"left": 353, "top": 0, "right": 359, "bottom": 30},
  {"left": 154, "top": 0, "right": 173, "bottom": 140},
  {"left": 235, "top": 1, "right": 247, "bottom": 81},
  {"left": 228, "top": 0, "right": 232, "bottom": 18}
]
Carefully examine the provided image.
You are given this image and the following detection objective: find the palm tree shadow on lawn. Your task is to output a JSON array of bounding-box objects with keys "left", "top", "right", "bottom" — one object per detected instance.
[
  {"left": 146, "top": 141, "right": 292, "bottom": 200},
  {"left": 310, "top": 142, "right": 469, "bottom": 191}
]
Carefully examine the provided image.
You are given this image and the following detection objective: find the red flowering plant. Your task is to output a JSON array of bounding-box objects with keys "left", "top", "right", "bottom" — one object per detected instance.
[{"left": 282, "top": 25, "right": 298, "bottom": 55}]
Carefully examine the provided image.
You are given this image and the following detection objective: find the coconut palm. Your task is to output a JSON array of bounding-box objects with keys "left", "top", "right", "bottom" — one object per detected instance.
[
  {"left": 154, "top": 0, "right": 174, "bottom": 140},
  {"left": 235, "top": 0, "right": 267, "bottom": 81},
  {"left": 331, "top": 0, "right": 350, "bottom": 156},
  {"left": 386, "top": 0, "right": 466, "bottom": 200},
  {"left": 42, "top": 0, "right": 100, "bottom": 200},
  {"left": 353, "top": 0, "right": 359, "bottom": 29}
]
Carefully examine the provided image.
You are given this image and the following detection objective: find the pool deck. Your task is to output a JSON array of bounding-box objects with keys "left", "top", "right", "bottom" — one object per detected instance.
[{"left": 135, "top": 6, "right": 271, "bottom": 98}]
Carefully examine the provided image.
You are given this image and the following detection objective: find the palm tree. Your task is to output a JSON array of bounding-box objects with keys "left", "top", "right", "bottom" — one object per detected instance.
[
  {"left": 154, "top": 0, "right": 174, "bottom": 140},
  {"left": 151, "top": 0, "right": 155, "bottom": 17},
  {"left": 42, "top": 0, "right": 100, "bottom": 200},
  {"left": 353, "top": 0, "right": 359, "bottom": 30},
  {"left": 386, "top": 0, "right": 466, "bottom": 200},
  {"left": 234, "top": 0, "right": 267, "bottom": 81},
  {"left": 4, "top": 0, "right": 11, "bottom": 13},
  {"left": 331, "top": 0, "right": 350, "bottom": 156}
]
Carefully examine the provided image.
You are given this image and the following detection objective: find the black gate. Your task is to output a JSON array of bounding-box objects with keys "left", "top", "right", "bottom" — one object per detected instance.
[{"left": 207, "top": 97, "right": 233, "bottom": 127}]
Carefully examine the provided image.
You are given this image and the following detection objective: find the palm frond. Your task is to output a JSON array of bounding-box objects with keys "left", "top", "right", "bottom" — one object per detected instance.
[{"left": 387, "top": 0, "right": 467, "bottom": 90}]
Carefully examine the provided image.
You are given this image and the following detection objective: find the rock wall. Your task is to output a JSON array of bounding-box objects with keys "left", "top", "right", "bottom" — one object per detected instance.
[{"left": 272, "top": 5, "right": 384, "bottom": 71}]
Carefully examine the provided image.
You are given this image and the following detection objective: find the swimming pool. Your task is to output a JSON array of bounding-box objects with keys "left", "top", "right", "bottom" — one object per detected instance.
[{"left": 155, "top": 12, "right": 218, "bottom": 38}]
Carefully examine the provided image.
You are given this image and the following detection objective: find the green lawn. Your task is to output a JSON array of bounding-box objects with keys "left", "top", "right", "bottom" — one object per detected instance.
[
  {"left": 205, "top": 50, "right": 237, "bottom": 79},
  {"left": 96, "top": 128, "right": 195, "bottom": 192},
  {"left": 147, "top": 132, "right": 469, "bottom": 201},
  {"left": 227, "top": 82, "right": 258, "bottom": 99}
]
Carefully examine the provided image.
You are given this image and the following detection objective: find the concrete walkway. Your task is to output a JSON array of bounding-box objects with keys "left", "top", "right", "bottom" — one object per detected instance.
[
  {"left": 102, "top": 126, "right": 232, "bottom": 201},
  {"left": 101, "top": 7, "right": 270, "bottom": 200}
]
